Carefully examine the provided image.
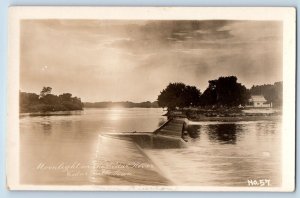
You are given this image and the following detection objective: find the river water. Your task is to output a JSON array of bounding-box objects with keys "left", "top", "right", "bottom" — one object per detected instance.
[{"left": 20, "top": 108, "right": 281, "bottom": 187}]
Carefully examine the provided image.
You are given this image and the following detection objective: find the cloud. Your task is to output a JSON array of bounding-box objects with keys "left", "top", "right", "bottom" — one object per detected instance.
[{"left": 20, "top": 20, "right": 282, "bottom": 102}]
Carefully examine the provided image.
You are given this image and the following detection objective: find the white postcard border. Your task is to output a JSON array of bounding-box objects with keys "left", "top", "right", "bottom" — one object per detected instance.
[{"left": 7, "top": 6, "right": 296, "bottom": 191}]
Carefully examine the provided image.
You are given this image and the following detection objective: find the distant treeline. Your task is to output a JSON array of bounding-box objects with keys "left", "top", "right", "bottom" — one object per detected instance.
[
  {"left": 157, "top": 76, "right": 282, "bottom": 110},
  {"left": 20, "top": 77, "right": 282, "bottom": 113},
  {"left": 20, "top": 87, "right": 83, "bottom": 113},
  {"left": 84, "top": 101, "right": 159, "bottom": 108}
]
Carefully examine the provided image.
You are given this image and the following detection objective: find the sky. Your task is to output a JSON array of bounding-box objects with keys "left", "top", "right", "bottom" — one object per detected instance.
[{"left": 20, "top": 20, "right": 282, "bottom": 102}]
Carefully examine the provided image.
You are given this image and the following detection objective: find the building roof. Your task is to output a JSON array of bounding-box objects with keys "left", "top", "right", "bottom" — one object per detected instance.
[{"left": 249, "top": 95, "right": 267, "bottom": 102}]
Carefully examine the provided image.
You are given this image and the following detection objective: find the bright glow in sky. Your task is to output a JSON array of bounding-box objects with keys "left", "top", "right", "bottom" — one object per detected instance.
[{"left": 20, "top": 20, "right": 282, "bottom": 102}]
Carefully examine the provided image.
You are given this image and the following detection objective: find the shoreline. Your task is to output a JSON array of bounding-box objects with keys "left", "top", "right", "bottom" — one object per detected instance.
[
  {"left": 166, "top": 108, "right": 282, "bottom": 122},
  {"left": 187, "top": 115, "right": 282, "bottom": 122},
  {"left": 19, "top": 110, "right": 84, "bottom": 117},
  {"left": 20, "top": 107, "right": 163, "bottom": 116}
]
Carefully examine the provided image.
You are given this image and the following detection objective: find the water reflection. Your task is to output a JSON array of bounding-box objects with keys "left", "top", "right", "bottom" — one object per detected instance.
[
  {"left": 186, "top": 125, "right": 201, "bottom": 139},
  {"left": 41, "top": 117, "right": 52, "bottom": 134},
  {"left": 207, "top": 124, "right": 238, "bottom": 144},
  {"left": 158, "top": 118, "right": 167, "bottom": 128},
  {"left": 107, "top": 108, "right": 124, "bottom": 121},
  {"left": 186, "top": 123, "right": 239, "bottom": 144},
  {"left": 147, "top": 120, "right": 281, "bottom": 186},
  {"left": 20, "top": 108, "right": 281, "bottom": 186},
  {"left": 20, "top": 110, "right": 84, "bottom": 117},
  {"left": 20, "top": 108, "right": 168, "bottom": 185}
]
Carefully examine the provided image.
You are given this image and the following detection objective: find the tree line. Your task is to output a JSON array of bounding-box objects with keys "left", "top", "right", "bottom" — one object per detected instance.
[
  {"left": 20, "top": 87, "right": 83, "bottom": 113},
  {"left": 84, "top": 101, "right": 159, "bottom": 108},
  {"left": 157, "top": 76, "right": 282, "bottom": 110},
  {"left": 20, "top": 77, "right": 282, "bottom": 113}
]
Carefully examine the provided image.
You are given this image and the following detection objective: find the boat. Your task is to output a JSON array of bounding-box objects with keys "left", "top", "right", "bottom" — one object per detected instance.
[{"left": 101, "top": 118, "right": 188, "bottom": 149}]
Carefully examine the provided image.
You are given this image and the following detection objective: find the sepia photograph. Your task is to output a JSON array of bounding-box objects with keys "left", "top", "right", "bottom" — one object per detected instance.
[{"left": 6, "top": 7, "right": 295, "bottom": 191}]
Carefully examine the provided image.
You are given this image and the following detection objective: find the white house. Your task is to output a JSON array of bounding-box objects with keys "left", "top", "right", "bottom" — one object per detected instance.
[{"left": 248, "top": 95, "right": 272, "bottom": 108}]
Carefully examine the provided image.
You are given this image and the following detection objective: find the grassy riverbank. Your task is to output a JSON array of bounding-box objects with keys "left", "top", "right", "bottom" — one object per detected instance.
[{"left": 166, "top": 107, "right": 282, "bottom": 122}]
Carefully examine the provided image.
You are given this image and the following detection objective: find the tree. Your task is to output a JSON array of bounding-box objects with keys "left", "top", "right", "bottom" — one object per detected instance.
[
  {"left": 40, "top": 87, "right": 52, "bottom": 98},
  {"left": 157, "top": 83, "right": 201, "bottom": 110},
  {"left": 59, "top": 93, "right": 72, "bottom": 102},
  {"left": 20, "top": 91, "right": 40, "bottom": 112},
  {"left": 181, "top": 85, "right": 202, "bottom": 107},
  {"left": 41, "top": 94, "right": 59, "bottom": 105},
  {"left": 20, "top": 87, "right": 83, "bottom": 113},
  {"left": 250, "top": 81, "right": 282, "bottom": 107},
  {"left": 200, "top": 76, "right": 250, "bottom": 107},
  {"left": 199, "top": 80, "right": 218, "bottom": 106}
]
